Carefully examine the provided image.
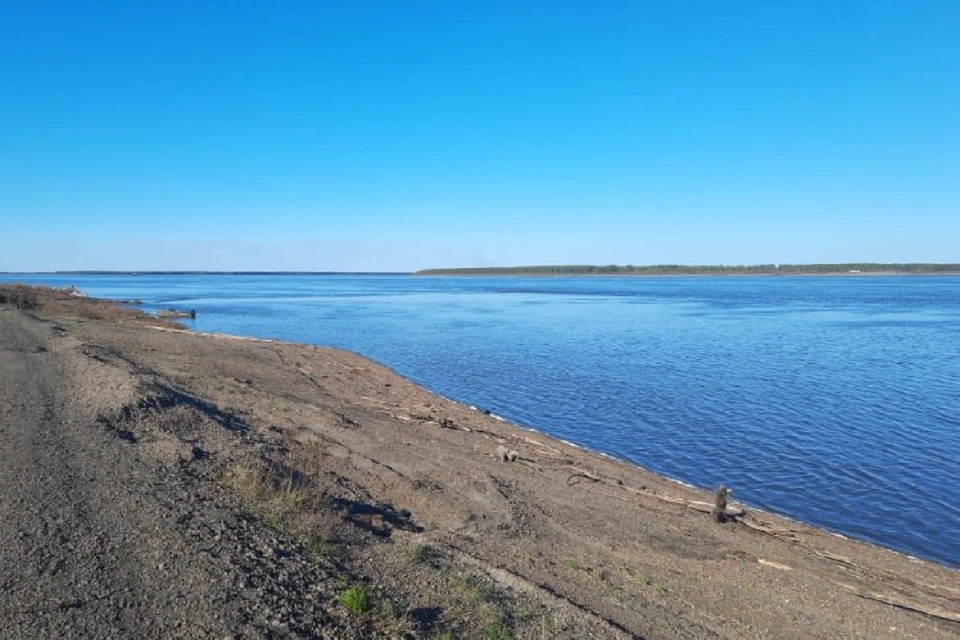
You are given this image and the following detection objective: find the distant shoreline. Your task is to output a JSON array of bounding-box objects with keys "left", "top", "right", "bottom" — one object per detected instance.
[
  {"left": 415, "top": 263, "right": 960, "bottom": 277},
  {"left": 417, "top": 271, "right": 960, "bottom": 278},
  {"left": 4, "top": 264, "right": 960, "bottom": 277}
]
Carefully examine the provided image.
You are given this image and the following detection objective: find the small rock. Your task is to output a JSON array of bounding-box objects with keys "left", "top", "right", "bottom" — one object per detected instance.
[{"left": 496, "top": 445, "right": 519, "bottom": 462}]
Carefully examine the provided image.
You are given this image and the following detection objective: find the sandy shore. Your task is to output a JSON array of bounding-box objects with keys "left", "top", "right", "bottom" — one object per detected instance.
[{"left": 2, "top": 286, "right": 958, "bottom": 638}]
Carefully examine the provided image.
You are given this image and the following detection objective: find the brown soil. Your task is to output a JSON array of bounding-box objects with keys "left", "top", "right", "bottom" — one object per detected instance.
[{"left": 1, "top": 288, "right": 958, "bottom": 639}]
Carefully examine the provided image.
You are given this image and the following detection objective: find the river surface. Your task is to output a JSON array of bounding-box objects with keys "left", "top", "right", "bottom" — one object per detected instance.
[{"left": 7, "top": 273, "right": 960, "bottom": 568}]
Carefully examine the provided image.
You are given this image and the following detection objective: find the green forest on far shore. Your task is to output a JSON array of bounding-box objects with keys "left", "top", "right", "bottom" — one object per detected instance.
[{"left": 415, "top": 263, "right": 960, "bottom": 276}]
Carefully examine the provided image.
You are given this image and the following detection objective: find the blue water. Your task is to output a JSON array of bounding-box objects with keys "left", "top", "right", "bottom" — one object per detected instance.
[{"left": 6, "top": 273, "right": 960, "bottom": 568}]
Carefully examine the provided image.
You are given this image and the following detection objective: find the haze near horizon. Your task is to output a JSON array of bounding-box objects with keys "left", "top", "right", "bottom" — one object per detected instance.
[{"left": 2, "top": 1, "right": 958, "bottom": 271}]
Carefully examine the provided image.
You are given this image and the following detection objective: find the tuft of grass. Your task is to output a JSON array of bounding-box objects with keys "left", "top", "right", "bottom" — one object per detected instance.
[
  {"left": 535, "top": 613, "right": 560, "bottom": 638},
  {"left": 306, "top": 536, "right": 335, "bottom": 562},
  {"left": 226, "top": 463, "right": 311, "bottom": 537},
  {"left": 627, "top": 570, "right": 669, "bottom": 596},
  {"left": 482, "top": 623, "right": 515, "bottom": 640},
  {"left": 286, "top": 491, "right": 306, "bottom": 510},
  {"left": 448, "top": 570, "right": 496, "bottom": 605},
  {"left": 339, "top": 586, "right": 372, "bottom": 616},
  {"left": 228, "top": 465, "right": 269, "bottom": 501},
  {"left": 374, "top": 600, "right": 417, "bottom": 636},
  {"left": 265, "top": 513, "right": 288, "bottom": 532},
  {"left": 407, "top": 542, "right": 432, "bottom": 564}
]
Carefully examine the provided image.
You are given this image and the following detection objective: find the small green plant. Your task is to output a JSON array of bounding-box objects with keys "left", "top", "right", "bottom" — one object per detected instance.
[
  {"left": 374, "top": 600, "right": 417, "bottom": 635},
  {"left": 407, "top": 542, "right": 431, "bottom": 564},
  {"left": 482, "top": 623, "right": 514, "bottom": 640},
  {"left": 287, "top": 491, "right": 305, "bottom": 509},
  {"left": 339, "top": 586, "right": 372, "bottom": 615},
  {"left": 306, "top": 536, "right": 334, "bottom": 562},
  {"left": 265, "top": 513, "right": 287, "bottom": 531},
  {"left": 228, "top": 465, "right": 267, "bottom": 500},
  {"left": 536, "top": 614, "right": 560, "bottom": 637},
  {"left": 627, "top": 569, "right": 668, "bottom": 595}
]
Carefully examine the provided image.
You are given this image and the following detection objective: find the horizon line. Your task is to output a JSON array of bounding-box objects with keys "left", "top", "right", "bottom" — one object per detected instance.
[
  {"left": 0, "top": 270, "right": 413, "bottom": 276},
  {"left": 3, "top": 262, "right": 960, "bottom": 276}
]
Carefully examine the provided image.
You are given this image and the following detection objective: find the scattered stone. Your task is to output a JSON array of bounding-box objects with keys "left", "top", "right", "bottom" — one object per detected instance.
[{"left": 496, "top": 445, "right": 519, "bottom": 462}]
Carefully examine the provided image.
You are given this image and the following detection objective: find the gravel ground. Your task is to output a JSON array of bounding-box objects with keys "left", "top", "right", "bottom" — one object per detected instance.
[{"left": 0, "top": 309, "right": 363, "bottom": 639}]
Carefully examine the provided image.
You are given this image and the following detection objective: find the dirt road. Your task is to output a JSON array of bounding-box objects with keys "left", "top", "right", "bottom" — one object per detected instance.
[{"left": 0, "top": 309, "right": 357, "bottom": 638}]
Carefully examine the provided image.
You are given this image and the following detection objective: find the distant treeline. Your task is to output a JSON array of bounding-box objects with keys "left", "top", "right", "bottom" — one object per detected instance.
[{"left": 415, "top": 264, "right": 960, "bottom": 276}]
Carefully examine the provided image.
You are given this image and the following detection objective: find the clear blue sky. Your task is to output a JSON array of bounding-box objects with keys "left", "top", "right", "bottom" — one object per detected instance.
[{"left": 2, "top": 1, "right": 958, "bottom": 271}]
